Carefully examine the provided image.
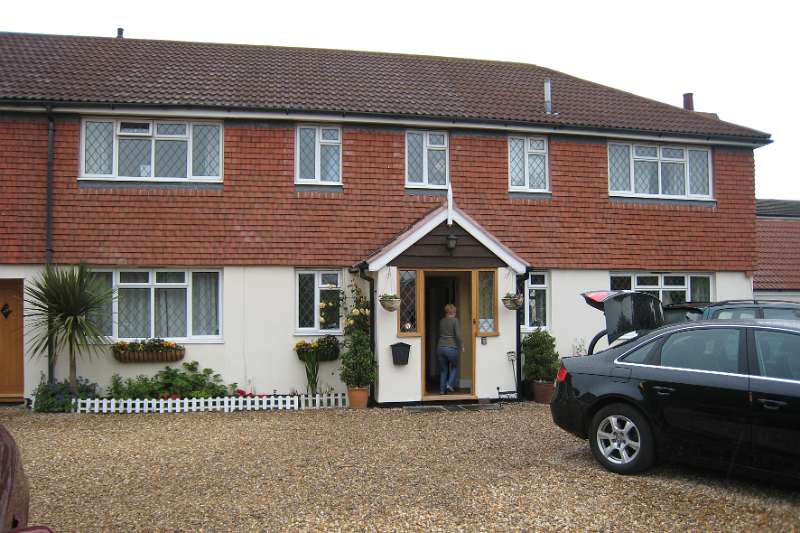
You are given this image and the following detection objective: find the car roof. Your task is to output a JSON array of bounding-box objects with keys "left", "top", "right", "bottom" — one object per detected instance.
[{"left": 643, "top": 318, "right": 800, "bottom": 336}]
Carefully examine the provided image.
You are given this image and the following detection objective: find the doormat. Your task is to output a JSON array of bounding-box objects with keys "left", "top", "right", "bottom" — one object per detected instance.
[{"left": 404, "top": 403, "right": 502, "bottom": 413}]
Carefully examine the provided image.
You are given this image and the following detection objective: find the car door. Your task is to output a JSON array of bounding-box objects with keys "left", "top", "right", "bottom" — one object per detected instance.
[
  {"left": 747, "top": 327, "right": 800, "bottom": 479},
  {"left": 626, "top": 327, "right": 750, "bottom": 469}
]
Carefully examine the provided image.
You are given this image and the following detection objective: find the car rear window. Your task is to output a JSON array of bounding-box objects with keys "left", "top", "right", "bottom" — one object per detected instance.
[
  {"left": 753, "top": 329, "right": 800, "bottom": 381},
  {"left": 762, "top": 308, "right": 800, "bottom": 320},
  {"left": 659, "top": 329, "right": 740, "bottom": 373},
  {"left": 713, "top": 307, "right": 757, "bottom": 319}
]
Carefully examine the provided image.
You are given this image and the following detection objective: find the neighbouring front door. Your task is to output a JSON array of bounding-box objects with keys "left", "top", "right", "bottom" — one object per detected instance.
[{"left": 0, "top": 280, "right": 24, "bottom": 402}]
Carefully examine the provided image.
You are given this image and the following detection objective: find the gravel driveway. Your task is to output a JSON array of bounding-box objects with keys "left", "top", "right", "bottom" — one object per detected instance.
[{"left": 1, "top": 403, "right": 798, "bottom": 532}]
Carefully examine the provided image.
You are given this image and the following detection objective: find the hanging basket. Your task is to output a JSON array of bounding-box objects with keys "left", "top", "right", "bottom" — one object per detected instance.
[
  {"left": 502, "top": 294, "right": 525, "bottom": 311},
  {"left": 379, "top": 298, "right": 401, "bottom": 312},
  {"left": 113, "top": 348, "right": 185, "bottom": 363}
]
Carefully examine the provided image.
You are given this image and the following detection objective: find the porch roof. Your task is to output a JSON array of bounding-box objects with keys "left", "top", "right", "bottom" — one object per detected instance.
[{"left": 362, "top": 205, "right": 530, "bottom": 274}]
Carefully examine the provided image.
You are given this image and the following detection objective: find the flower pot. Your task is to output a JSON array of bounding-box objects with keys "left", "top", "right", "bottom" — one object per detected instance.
[
  {"left": 379, "top": 298, "right": 401, "bottom": 312},
  {"left": 532, "top": 380, "right": 555, "bottom": 404},
  {"left": 347, "top": 387, "right": 369, "bottom": 408},
  {"left": 113, "top": 349, "right": 185, "bottom": 363},
  {"left": 390, "top": 342, "right": 410, "bottom": 365},
  {"left": 502, "top": 294, "right": 524, "bottom": 311}
]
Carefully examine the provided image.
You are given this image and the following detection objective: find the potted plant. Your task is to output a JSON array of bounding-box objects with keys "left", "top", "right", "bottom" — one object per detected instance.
[
  {"left": 522, "top": 329, "right": 560, "bottom": 403},
  {"left": 112, "top": 338, "right": 185, "bottom": 363},
  {"left": 379, "top": 293, "right": 401, "bottom": 312},
  {"left": 501, "top": 292, "right": 524, "bottom": 310},
  {"left": 339, "top": 330, "right": 375, "bottom": 408}
]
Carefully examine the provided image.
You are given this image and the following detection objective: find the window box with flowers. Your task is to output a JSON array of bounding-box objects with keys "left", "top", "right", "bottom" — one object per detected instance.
[{"left": 112, "top": 338, "right": 185, "bottom": 363}]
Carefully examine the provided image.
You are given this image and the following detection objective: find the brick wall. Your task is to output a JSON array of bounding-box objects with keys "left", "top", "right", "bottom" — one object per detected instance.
[{"left": 0, "top": 114, "right": 757, "bottom": 271}]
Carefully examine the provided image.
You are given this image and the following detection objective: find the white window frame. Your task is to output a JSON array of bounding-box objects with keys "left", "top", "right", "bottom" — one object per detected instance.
[
  {"left": 294, "top": 125, "right": 342, "bottom": 185},
  {"left": 405, "top": 130, "right": 450, "bottom": 189},
  {"left": 294, "top": 270, "right": 344, "bottom": 335},
  {"left": 609, "top": 272, "right": 714, "bottom": 304},
  {"left": 508, "top": 136, "right": 549, "bottom": 192},
  {"left": 608, "top": 142, "right": 713, "bottom": 200},
  {"left": 92, "top": 268, "right": 223, "bottom": 343},
  {"left": 522, "top": 271, "right": 550, "bottom": 332},
  {"left": 79, "top": 118, "right": 224, "bottom": 182}
]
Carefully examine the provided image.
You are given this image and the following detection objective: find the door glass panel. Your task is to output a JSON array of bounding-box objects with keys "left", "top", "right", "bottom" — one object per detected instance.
[
  {"left": 660, "top": 329, "right": 740, "bottom": 373},
  {"left": 399, "top": 270, "right": 418, "bottom": 333},
  {"left": 478, "top": 271, "right": 496, "bottom": 334},
  {"left": 753, "top": 330, "right": 800, "bottom": 381}
]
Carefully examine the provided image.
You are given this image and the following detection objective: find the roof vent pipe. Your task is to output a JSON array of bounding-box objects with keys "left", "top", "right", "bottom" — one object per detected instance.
[
  {"left": 544, "top": 78, "right": 552, "bottom": 114},
  {"left": 683, "top": 92, "right": 694, "bottom": 111},
  {"left": 116, "top": 27, "right": 124, "bottom": 39}
]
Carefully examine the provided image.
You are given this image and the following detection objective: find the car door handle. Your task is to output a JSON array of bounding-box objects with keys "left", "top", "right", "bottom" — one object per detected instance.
[
  {"left": 652, "top": 385, "right": 676, "bottom": 396},
  {"left": 757, "top": 398, "right": 787, "bottom": 410}
]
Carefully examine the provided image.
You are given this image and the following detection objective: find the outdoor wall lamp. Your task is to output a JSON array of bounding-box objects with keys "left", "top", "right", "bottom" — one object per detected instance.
[{"left": 446, "top": 234, "right": 458, "bottom": 252}]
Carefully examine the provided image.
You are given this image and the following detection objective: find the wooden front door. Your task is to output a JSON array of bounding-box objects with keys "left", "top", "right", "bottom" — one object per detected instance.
[{"left": 0, "top": 280, "right": 24, "bottom": 402}]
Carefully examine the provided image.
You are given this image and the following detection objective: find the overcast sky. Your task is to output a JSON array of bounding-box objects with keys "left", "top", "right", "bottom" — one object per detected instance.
[{"left": 5, "top": 0, "right": 798, "bottom": 199}]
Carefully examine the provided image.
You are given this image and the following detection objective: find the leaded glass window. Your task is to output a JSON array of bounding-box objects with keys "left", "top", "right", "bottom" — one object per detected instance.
[
  {"left": 610, "top": 273, "right": 712, "bottom": 304},
  {"left": 477, "top": 270, "right": 496, "bottom": 334},
  {"left": 399, "top": 270, "right": 418, "bottom": 334},
  {"left": 296, "top": 125, "right": 341, "bottom": 184},
  {"left": 296, "top": 271, "right": 342, "bottom": 332},
  {"left": 405, "top": 131, "right": 448, "bottom": 188},
  {"left": 88, "top": 271, "right": 113, "bottom": 336},
  {"left": 608, "top": 142, "right": 711, "bottom": 199},
  {"left": 91, "top": 269, "right": 221, "bottom": 340},
  {"left": 81, "top": 119, "right": 222, "bottom": 180},
  {"left": 508, "top": 136, "right": 548, "bottom": 191}
]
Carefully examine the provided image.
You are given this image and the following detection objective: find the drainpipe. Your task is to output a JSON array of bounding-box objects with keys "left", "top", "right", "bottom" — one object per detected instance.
[
  {"left": 45, "top": 109, "right": 55, "bottom": 384},
  {"left": 516, "top": 266, "right": 535, "bottom": 399},
  {"left": 356, "top": 262, "right": 376, "bottom": 404}
]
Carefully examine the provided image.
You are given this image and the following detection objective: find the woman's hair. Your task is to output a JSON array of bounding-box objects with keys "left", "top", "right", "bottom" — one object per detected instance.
[{"left": 444, "top": 304, "right": 457, "bottom": 315}]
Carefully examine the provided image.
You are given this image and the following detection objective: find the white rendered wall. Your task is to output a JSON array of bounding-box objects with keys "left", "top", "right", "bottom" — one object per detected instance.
[
  {"left": 753, "top": 291, "right": 800, "bottom": 303},
  {"left": 2, "top": 266, "right": 348, "bottom": 398},
  {"left": 715, "top": 272, "right": 754, "bottom": 301},
  {"left": 545, "top": 270, "right": 609, "bottom": 357}
]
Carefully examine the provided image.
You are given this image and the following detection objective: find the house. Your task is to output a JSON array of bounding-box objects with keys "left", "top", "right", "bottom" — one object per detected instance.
[
  {"left": 0, "top": 32, "right": 771, "bottom": 404},
  {"left": 754, "top": 199, "right": 800, "bottom": 302}
]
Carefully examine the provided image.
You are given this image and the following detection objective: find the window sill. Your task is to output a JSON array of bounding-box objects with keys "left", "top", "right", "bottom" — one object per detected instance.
[
  {"left": 405, "top": 187, "right": 447, "bottom": 196},
  {"left": 295, "top": 183, "right": 343, "bottom": 193},
  {"left": 508, "top": 191, "right": 552, "bottom": 200},
  {"left": 609, "top": 194, "right": 716, "bottom": 207},
  {"left": 294, "top": 330, "right": 344, "bottom": 337},
  {"left": 78, "top": 177, "right": 223, "bottom": 190}
]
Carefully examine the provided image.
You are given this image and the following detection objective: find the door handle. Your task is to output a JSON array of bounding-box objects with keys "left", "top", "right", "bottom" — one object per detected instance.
[
  {"left": 757, "top": 398, "right": 787, "bottom": 410},
  {"left": 652, "top": 385, "right": 676, "bottom": 396}
]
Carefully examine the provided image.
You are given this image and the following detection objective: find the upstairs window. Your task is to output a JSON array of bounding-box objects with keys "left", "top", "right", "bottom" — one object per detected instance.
[
  {"left": 509, "top": 137, "right": 549, "bottom": 191},
  {"left": 81, "top": 119, "right": 222, "bottom": 181},
  {"left": 608, "top": 143, "right": 711, "bottom": 199},
  {"left": 296, "top": 126, "right": 341, "bottom": 184},
  {"left": 406, "top": 131, "right": 449, "bottom": 188}
]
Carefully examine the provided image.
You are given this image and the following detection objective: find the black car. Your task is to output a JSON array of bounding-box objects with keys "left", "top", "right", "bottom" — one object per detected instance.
[{"left": 550, "top": 319, "right": 800, "bottom": 480}]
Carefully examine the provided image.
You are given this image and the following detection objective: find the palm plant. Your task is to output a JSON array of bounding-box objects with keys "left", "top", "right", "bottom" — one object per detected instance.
[{"left": 25, "top": 264, "right": 113, "bottom": 393}]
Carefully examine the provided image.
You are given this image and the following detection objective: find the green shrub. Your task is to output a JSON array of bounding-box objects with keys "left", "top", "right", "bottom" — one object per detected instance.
[
  {"left": 106, "top": 361, "right": 233, "bottom": 399},
  {"left": 340, "top": 330, "right": 375, "bottom": 388},
  {"left": 33, "top": 375, "right": 99, "bottom": 412},
  {"left": 522, "top": 329, "right": 560, "bottom": 382}
]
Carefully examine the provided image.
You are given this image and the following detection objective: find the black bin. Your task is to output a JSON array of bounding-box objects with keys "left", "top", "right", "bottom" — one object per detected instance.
[{"left": 390, "top": 342, "right": 411, "bottom": 365}]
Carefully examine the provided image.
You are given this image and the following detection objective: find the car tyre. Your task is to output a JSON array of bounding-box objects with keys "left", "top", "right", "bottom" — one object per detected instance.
[{"left": 589, "top": 403, "right": 655, "bottom": 475}]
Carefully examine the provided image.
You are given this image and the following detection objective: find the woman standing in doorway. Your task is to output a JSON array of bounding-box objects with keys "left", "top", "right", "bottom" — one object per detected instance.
[{"left": 438, "top": 304, "right": 463, "bottom": 395}]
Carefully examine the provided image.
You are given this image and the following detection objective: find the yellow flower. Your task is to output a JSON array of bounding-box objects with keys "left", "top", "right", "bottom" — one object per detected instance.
[
  {"left": 319, "top": 302, "right": 326, "bottom": 309},
  {"left": 319, "top": 317, "right": 326, "bottom": 324}
]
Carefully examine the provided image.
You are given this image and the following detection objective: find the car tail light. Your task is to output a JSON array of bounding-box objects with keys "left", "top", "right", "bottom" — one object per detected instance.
[{"left": 556, "top": 365, "right": 568, "bottom": 383}]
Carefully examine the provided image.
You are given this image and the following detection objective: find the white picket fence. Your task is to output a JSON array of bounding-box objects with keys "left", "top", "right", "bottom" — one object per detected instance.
[{"left": 71, "top": 392, "right": 348, "bottom": 414}]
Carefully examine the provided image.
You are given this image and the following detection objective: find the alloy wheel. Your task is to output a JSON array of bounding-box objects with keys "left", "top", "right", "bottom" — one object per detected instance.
[{"left": 596, "top": 414, "right": 641, "bottom": 465}]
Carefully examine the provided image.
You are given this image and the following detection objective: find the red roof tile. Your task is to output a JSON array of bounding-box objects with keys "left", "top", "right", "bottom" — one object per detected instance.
[
  {"left": 0, "top": 32, "right": 769, "bottom": 143},
  {"left": 755, "top": 217, "right": 800, "bottom": 290}
]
